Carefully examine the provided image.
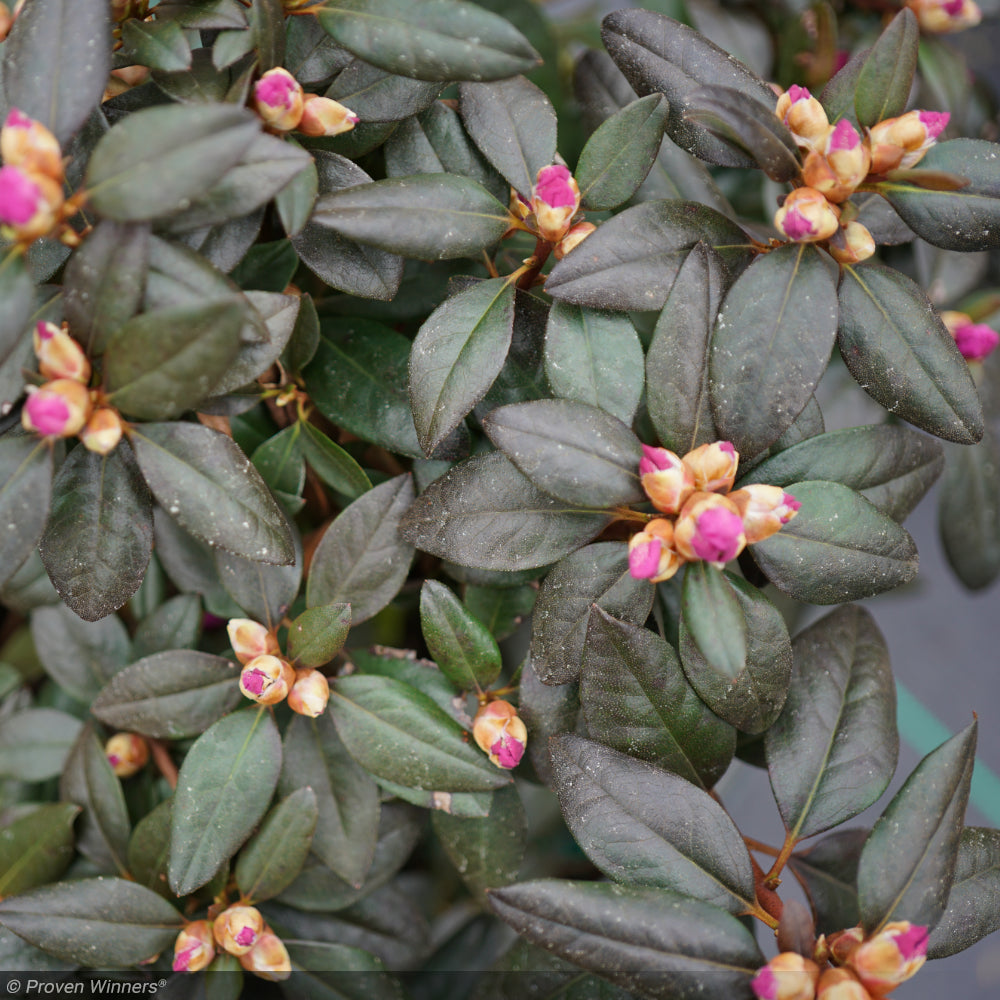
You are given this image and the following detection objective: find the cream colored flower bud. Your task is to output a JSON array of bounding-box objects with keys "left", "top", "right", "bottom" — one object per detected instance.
[
  {"left": 33, "top": 321, "right": 90, "bottom": 383},
  {"left": 21, "top": 379, "right": 92, "bottom": 438},
  {"left": 80, "top": 407, "right": 125, "bottom": 455},
  {"left": 674, "top": 492, "right": 747, "bottom": 567},
  {"left": 775, "top": 85, "right": 830, "bottom": 151},
  {"left": 0, "top": 165, "right": 64, "bottom": 242},
  {"left": 628, "top": 518, "right": 685, "bottom": 583},
  {"left": 287, "top": 668, "right": 330, "bottom": 717},
  {"left": 751, "top": 952, "right": 821, "bottom": 1000},
  {"left": 239, "top": 654, "right": 291, "bottom": 706},
  {"left": 682, "top": 441, "right": 739, "bottom": 493},
  {"left": 848, "top": 922, "right": 928, "bottom": 996},
  {"left": 472, "top": 700, "right": 527, "bottom": 769},
  {"left": 1, "top": 109, "right": 63, "bottom": 182},
  {"left": 728, "top": 484, "right": 801, "bottom": 544},
  {"left": 906, "top": 0, "right": 981, "bottom": 33},
  {"left": 213, "top": 905, "right": 264, "bottom": 956},
  {"left": 238, "top": 930, "right": 291, "bottom": 980},
  {"left": 227, "top": 618, "right": 279, "bottom": 665},
  {"left": 774, "top": 186, "right": 841, "bottom": 243},
  {"left": 104, "top": 732, "right": 149, "bottom": 778},
  {"left": 815, "top": 968, "right": 871, "bottom": 1000},
  {"left": 253, "top": 68, "right": 305, "bottom": 132},
  {"left": 297, "top": 94, "right": 360, "bottom": 137},
  {"left": 869, "top": 110, "right": 949, "bottom": 172},
  {"left": 172, "top": 920, "right": 215, "bottom": 973},
  {"left": 828, "top": 221, "right": 876, "bottom": 265},
  {"left": 639, "top": 444, "right": 695, "bottom": 515},
  {"left": 531, "top": 164, "right": 581, "bottom": 243}
]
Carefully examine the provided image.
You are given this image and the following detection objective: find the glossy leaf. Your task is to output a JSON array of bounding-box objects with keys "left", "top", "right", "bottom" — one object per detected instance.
[
  {"left": 545, "top": 199, "right": 753, "bottom": 311},
  {"left": 551, "top": 735, "right": 755, "bottom": 910},
  {"left": 711, "top": 243, "right": 837, "bottom": 458},
  {"left": 766, "top": 606, "right": 897, "bottom": 841},
  {"left": 819, "top": 46, "right": 865, "bottom": 127},
  {"left": 168, "top": 708, "right": 282, "bottom": 895},
  {"left": 531, "top": 542, "right": 654, "bottom": 686},
  {"left": 581, "top": 608, "right": 735, "bottom": 789},
  {"left": 0, "top": 804, "right": 78, "bottom": 898},
  {"left": 306, "top": 474, "right": 415, "bottom": 625},
  {"left": 328, "top": 58, "right": 442, "bottom": 123},
  {"left": 858, "top": 721, "right": 977, "bottom": 932},
  {"left": 287, "top": 604, "right": 351, "bottom": 669},
  {"left": 298, "top": 422, "right": 372, "bottom": 502},
  {"left": 751, "top": 481, "right": 919, "bottom": 604},
  {"left": 0, "top": 879, "right": 182, "bottom": 968},
  {"left": 601, "top": 9, "right": 776, "bottom": 168},
  {"left": 489, "top": 879, "right": 763, "bottom": 998},
  {"left": 91, "top": 651, "right": 242, "bottom": 739},
  {"left": 459, "top": 76, "right": 556, "bottom": 197},
  {"left": 318, "top": 0, "right": 540, "bottom": 82},
  {"left": 399, "top": 451, "right": 612, "bottom": 571},
  {"left": 311, "top": 173, "right": 510, "bottom": 260},
  {"left": 278, "top": 711, "right": 380, "bottom": 887},
  {"left": 0, "top": 252, "right": 34, "bottom": 371},
  {"left": 838, "top": 263, "right": 983, "bottom": 444},
  {"left": 0, "top": 710, "right": 83, "bottom": 782},
  {"left": 679, "top": 564, "right": 791, "bottom": 734},
  {"left": 646, "top": 242, "right": 728, "bottom": 453},
  {"left": 131, "top": 594, "right": 202, "bottom": 660},
  {"left": 483, "top": 399, "right": 643, "bottom": 508},
  {"left": 121, "top": 18, "right": 191, "bottom": 72},
  {"left": 420, "top": 580, "right": 501, "bottom": 692},
  {"left": 0, "top": 437, "right": 53, "bottom": 591},
  {"left": 854, "top": 9, "right": 918, "bottom": 127},
  {"left": 410, "top": 278, "right": 516, "bottom": 456},
  {"left": 741, "top": 425, "right": 944, "bottom": 522},
  {"left": 129, "top": 421, "right": 295, "bottom": 565},
  {"left": 464, "top": 584, "right": 536, "bottom": 642},
  {"left": 788, "top": 829, "right": 867, "bottom": 934},
  {"left": 330, "top": 674, "right": 511, "bottom": 793}
]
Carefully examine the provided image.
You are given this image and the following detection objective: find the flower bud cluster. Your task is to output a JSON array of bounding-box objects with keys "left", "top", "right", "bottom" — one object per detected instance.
[
  {"left": 906, "top": 0, "right": 981, "bottom": 33},
  {"left": 228, "top": 618, "right": 330, "bottom": 716},
  {"left": 472, "top": 699, "right": 527, "bottom": 770},
  {"left": 628, "top": 442, "right": 800, "bottom": 581},
  {"left": 941, "top": 310, "right": 1000, "bottom": 362},
  {"left": 173, "top": 906, "right": 291, "bottom": 980},
  {"left": 772, "top": 87, "right": 951, "bottom": 263},
  {"left": 509, "top": 164, "right": 592, "bottom": 257},
  {"left": 252, "top": 67, "right": 359, "bottom": 138}
]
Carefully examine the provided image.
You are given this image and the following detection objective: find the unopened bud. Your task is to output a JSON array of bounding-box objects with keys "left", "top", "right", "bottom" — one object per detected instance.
[
  {"left": 33, "top": 321, "right": 90, "bottom": 383},
  {"left": 869, "top": 110, "right": 949, "bottom": 172},
  {"left": 297, "top": 94, "right": 360, "bottom": 137},
  {"left": 828, "top": 220, "right": 876, "bottom": 264},
  {"left": 941, "top": 310, "right": 1000, "bottom": 362},
  {"left": 682, "top": 441, "right": 739, "bottom": 493},
  {"left": 172, "top": 920, "right": 215, "bottom": 973},
  {"left": 239, "top": 654, "right": 291, "bottom": 706},
  {"left": 775, "top": 85, "right": 830, "bottom": 152},
  {"left": 253, "top": 68, "right": 305, "bottom": 132},
  {"left": 213, "top": 905, "right": 264, "bottom": 957},
  {"left": 628, "top": 517, "right": 685, "bottom": 583},
  {"left": 80, "top": 407, "right": 125, "bottom": 455},
  {"left": 227, "top": 618, "right": 279, "bottom": 665},
  {"left": 805, "top": 120, "right": 870, "bottom": 203},
  {"left": 906, "top": 0, "right": 981, "bottom": 33},
  {"left": 21, "top": 379, "right": 92, "bottom": 438},
  {"left": 728, "top": 484, "right": 801, "bottom": 544},
  {"left": 751, "top": 952, "right": 821, "bottom": 1000},
  {"left": 1, "top": 108, "right": 63, "bottom": 181},
  {"left": 554, "top": 221, "right": 596, "bottom": 259},
  {"left": 847, "top": 922, "right": 928, "bottom": 995},
  {"left": 0, "top": 164, "right": 64, "bottom": 241},
  {"left": 287, "top": 668, "right": 330, "bottom": 717},
  {"left": 0, "top": 4, "right": 12, "bottom": 42},
  {"left": 639, "top": 444, "right": 696, "bottom": 514},
  {"left": 472, "top": 699, "right": 527, "bottom": 770},
  {"left": 104, "top": 732, "right": 149, "bottom": 778},
  {"left": 674, "top": 492, "right": 747, "bottom": 566},
  {"left": 238, "top": 930, "right": 291, "bottom": 980},
  {"left": 774, "top": 186, "right": 840, "bottom": 243},
  {"left": 531, "top": 164, "right": 581, "bottom": 243},
  {"left": 815, "top": 968, "right": 871, "bottom": 1000}
]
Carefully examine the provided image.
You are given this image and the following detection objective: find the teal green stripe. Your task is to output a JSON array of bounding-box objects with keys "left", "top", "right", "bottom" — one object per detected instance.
[{"left": 897, "top": 681, "right": 1000, "bottom": 827}]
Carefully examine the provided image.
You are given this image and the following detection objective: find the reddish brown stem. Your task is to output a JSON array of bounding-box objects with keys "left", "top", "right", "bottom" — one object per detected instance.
[{"left": 148, "top": 739, "right": 178, "bottom": 790}]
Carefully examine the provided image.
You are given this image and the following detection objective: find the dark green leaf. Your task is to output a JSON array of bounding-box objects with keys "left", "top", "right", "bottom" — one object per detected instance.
[
  {"left": 288, "top": 604, "right": 351, "bottom": 668},
  {"left": 311, "top": 173, "right": 510, "bottom": 260},
  {"left": 298, "top": 422, "right": 372, "bottom": 502},
  {"left": 519, "top": 657, "right": 579, "bottom": 785},
  {"left": 711, "top": 243, "right": 837, "bottom": 458},
  {"left": 420, "top": 580, "right": 501, "bottom": 691},
  {"left": 155, "top": 0, "right": 247, "bottom": 31},
  {"left": 581, "top": 608, "right": 735, "bottom": 788},
  {"left": 878, "top": 140, "right": 1000, "bottom": 252},
  {"left": 168, "top": 707, "right": 282, "bottom": 895},
  {"left": 149, "top": 46, "right": 238, "bottom": 105},
  {"left": 328, "top": 58, "right": 442, "bottom": 123},
  {"left": 854, "top": 10, "right": 918, "bottom": 127},
  {"left": 679, "top": 565, "right": 791, "bottom": 734},
  {"left": 545, "top": 199, "right": 753, "bottom": 311},
  {"left": 751, "top": 481, "right": 918, "bottom": 604},
  {"left": 252, "top": 425, "right": 306, "bottom": 510},
  {"left": 838, "top": 263, "right": 983, "bottom": 444},
  {"left": 483, "top": 399, "right": 643, "bottom": 508},
  {"left": 410, "top": 278, "right": 516, "bottom": 455},
  {"left": 0, "top": 710, "right": 83, "bottom": 782},
  {"left": 276, "top": 151, "right": 318, "bottom": 239},
  {"left": 459, "top": 76, "right": 556, "bottom": 197},
  {"left": 129, "top": 421, "right": 294, "bottom": 565},
  {"left": 143, "top": 232, "right": 242, "bottom": 312},
  {"left": 318, "top": 0, "right": 540, "bottom": 82},
  {"left": 464, "top": 584, "right": 536, "bottom": 642},
  {"left": 2, "top": 0, "right": 111, "bottom": 145},
  {"left": 121, "top": 18, "right": 192, "bottom": 72},
  {"left": 213, "top": 291, "right": 300, "bottom": 396},
  {"left": 399, "top": 452, "right": 613, "bottom": 571},
  {"left": 236, "top": 788, "right": 318, "bottom": 904},
  {"left": 59, "top": 725, "right": 130, "bottom": 876},
  {"left": 741, "top": 425, "right": 943, "bottom": 522},
  {"left": 601, "top": 10, "right": 776, "bottom": 168},
  {"left": 0, "top": 804, "right": 78, "bottom": 898},
  {"left": 128, "top": 800, "right": 172, "bottom": 899},
  {"left": 132, "top": 594, "right": 202, "bottom": 661},
  {"left": 788, "top": 829, "right": 866, "bottom": 934},
  {"left": 0, "top": 437, "right": 53, "bottom": 590},
  {"left": 0, "top": 878, "right": 181, "bottom": 967},
  {"left": 330, "top": 674, "right": 511, "bottom": 793},
  {"left": 251, "top": 0, "right": 285, "bottom": 71},
  {"left": 858, "top": 721, "right": 977, "bottom": 932},
  {"left": 766, "top": 606, "right": 897, "bottom": 841},
  {"left": 306, "top": 474, "right": 415, "bottom": 625},
  {"left": 91, "top": 651, "right": 242, "bottom": 739},
  {"left": 38, "top": 441, "right": 153, "bottom": 622},
  {"left": 0, "top": 252, "right": 36, "bottom": 368},
  {"left": 545, "top": 303, "right": 643, "bottom": 426},
  {"left": 283, "top": 292, "right": 320, "bottom": 376},
  {"left": 278, "top": 711, "right": 380, "bottom": 887},
  {"left": 927, "top": 827, "right": 1000, "bottom": 958},
  {"left": 488, "top": 879, "right": 763, "bottom": 998},
  {"left": 819, "top": 47, "right": 865, "bottom": 127}
]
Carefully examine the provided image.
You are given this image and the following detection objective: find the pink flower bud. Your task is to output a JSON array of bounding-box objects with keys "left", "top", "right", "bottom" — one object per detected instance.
[
  {"left": 239, "top": 654, "right": 291, "bottom": 706},
  {"left": 906, "top": 0, "right": 981, "bottom": 33},
  {"left": 33, "top": 321, "right": 90, "bottom": 383},
  {"left": 1, "top": 108, "right": 63, "bottom": 181},
  {"left": 172, "top": 920, "right": 215, "bottom": 973},
  {"left": 847, "top": 922, "right": 928, "bottom": 995},
  {"left": 531, "top": 164, "right": 581, "bottom": 243},
  {"left": 751, "top": 953, "right": 821, "bottom": 1000},
  {"left": 472, "top": 699, "right": 527, "bottom": 770},
  {"left": 774, "top": 186, "right": 841, "bottom": 243},
  {"left": 21, "top": 379, "right": 92, "bottom": 438},
  {"left": 816, "top": 968, "right": 871, "bottom": 1000},
  {"left": 80, "top": 407, "right": 125, "bottom": 455},
  {"left": 0, "top": 164, "right": 63, "bottom": 240},
  {"left": 628, "top": 518, "right": 685, "bottom": 583},
  {"left": 941, "top": 310, "right": 1000, "bottom": 362},
  {"left": 238, "top": 930, "right": 291, "bottom": 981},
  {"left": 728, "top": 484, "right": 801, "bottom": 544},
  {"left": 815, "top": 120, "right": 870, "bottom": 202},
  {"left": 287, "top": 667, "right": 330, "bottom": 717},
  {"left": 253, "top": 68, "right": 305, "bottom": 132},
  {"left": 674, "top": 492, "right": 747, "bottom": 567},
  {"left": 104, "top": 732, "right": 150, "bottom": 778},
  {"left": 682, "top": 441, "right": 739, "bottom": 493},
  {"left": 227, "top": 618, "right": 279, "bottom": 665},
  {"left": 297, "top": 94, "right": 360, "bottom": 137},
  {"left": 554, "top": 221, "right": 596, "bottom": 259},
  {"left": 640, "top": 444, "right": 696, "bottom": 514},
  {"left": 775, "top": 85, "right": 830, "bottom": 152},
  {"left": 828, "top": 220, "right": 876, "bottom": 265},
  {"left": 213, "top": 905, "right": 264, "bottom": 957},
  {"left": 869, "top": 109, "right": 950, "bottom": 172}
]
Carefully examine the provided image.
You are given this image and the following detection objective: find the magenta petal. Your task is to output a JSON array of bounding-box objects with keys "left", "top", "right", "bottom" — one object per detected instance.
[
  {"left": 255, "top": 74, "right": 296, "bottom": 109},
  {"left": 918, "top": 111, "right": 950, "bottom": 139},
  {"left": 895, "top": 924, "right": 929, "bottom": 961},
  {"left": 491, "top": 736, "right": 524, "bottom": 769},
  {"left": 629, "top": 539, "right": 662, "bottom": 579},
  {"left": 0, "top": 165, "right": 40, "bottom": 226},
  {"left": 944, "top": 0, "right": 964, "bottom": 14},
  {"left": 25, "top": 393, "right": 70, "bottom": 436},
  {"left": 691, "top": 508, "right": 744, "bottom": 563},
  {"left": 750, "top": 967, "right": 777, "bottom": 1000},
  {"left": 173, "top": 947, "right": 198, "bottom": 973},
  {"left": 829, "top": 118, "right": 860, "bottom": 151},
  {"left": 235, "top": 926, "right": 257, "bottom": 947},
  {"left": 535, "top": 164, "right": 576, "bottom": 208},
  {"left": 5, "top": 108, "right": 32, "bottom": 130},
  {"left": 787, "top": 85, "right": 810, "bottom": 104},
  {"left": 781, "top": 207, "right": 815, "bottom": 240},
  {"left": 243, "top": 669, "right": 266, "bottom": 695},
  {"left": 954, "top": 321, "right": 999, "bottom": 360}
]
